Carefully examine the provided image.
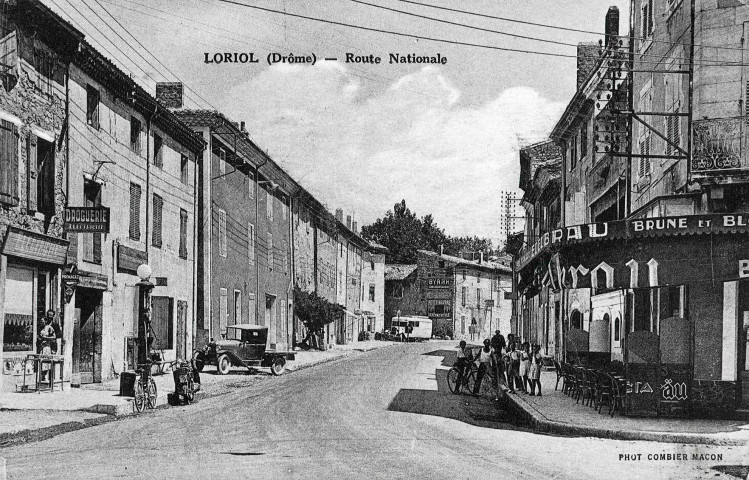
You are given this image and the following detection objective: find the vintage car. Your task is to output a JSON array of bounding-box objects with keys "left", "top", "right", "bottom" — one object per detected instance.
[{"left": 192, "top": 324, "right": 295, "bottom": 376}]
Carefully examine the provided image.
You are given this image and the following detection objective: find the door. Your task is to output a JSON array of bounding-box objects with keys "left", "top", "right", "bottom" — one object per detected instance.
[
  {"left": 74, "top": 289, "right": 102, "bottom": 384},
  {"left": 176, "top": 300, "right": 188, "bottom": 361},
  {"left": 265, "top": 294, "right": 275, "bottom": 348},
  {"left": 739, "top": 280, "right": 749, "bottom": 408}
]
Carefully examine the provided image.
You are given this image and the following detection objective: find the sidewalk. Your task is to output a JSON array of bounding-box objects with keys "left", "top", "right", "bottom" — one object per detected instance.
[
  {"left": 501, "top": 370, "right": 749, "bottom": 446},
  {"left": 0, "top": 340, "right": 394, "bottom": 439}
]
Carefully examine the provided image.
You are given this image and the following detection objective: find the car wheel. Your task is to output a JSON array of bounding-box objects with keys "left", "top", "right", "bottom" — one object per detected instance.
[
  {"left": 217, "top": 354, "right": 232, "bottom": 375},
  {"left": 191, "top": 350, "right": 205, "bottom": 372},
  {"left": 271, "top": 357, "right": 286, "bottom": 376}
]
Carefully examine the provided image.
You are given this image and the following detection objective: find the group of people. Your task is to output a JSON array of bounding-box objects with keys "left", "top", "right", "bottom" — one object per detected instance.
[{"left": 455, "top": 330, "right": 543, "bottom": 398}]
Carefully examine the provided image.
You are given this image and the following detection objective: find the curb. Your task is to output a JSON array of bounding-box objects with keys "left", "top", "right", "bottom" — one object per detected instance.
[{"left": 501, "top": 391, "right": 749, "bottom": 446}]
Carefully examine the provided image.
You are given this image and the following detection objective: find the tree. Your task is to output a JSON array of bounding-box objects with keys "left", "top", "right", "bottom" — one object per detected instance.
[{"left": 293, "top": 287, "right": 341, "bottom": 338}]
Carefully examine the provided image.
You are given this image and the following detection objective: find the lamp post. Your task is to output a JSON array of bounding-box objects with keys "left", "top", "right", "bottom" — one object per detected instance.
[{"left": 136, "top": 264, "right": 154, "bottom": 366}]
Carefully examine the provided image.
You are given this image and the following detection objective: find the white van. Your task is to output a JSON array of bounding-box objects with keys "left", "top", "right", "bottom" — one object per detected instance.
[{"left": 389, "top": 316, "right": 433, "bottom": 341}]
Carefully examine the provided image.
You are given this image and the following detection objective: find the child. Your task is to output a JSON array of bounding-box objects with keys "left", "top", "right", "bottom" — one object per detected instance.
[
  {"left": 454, "top": 340, "right": 470, "bottom": 394},
  {"left": 507, "top": 342, "right": 520, "bottom": 393},
  {"left": 529, "top": 344, "right": 543, "bottom": 396},
  {"left": 519, "top": 342, "right": 531, "bottom": 394}
]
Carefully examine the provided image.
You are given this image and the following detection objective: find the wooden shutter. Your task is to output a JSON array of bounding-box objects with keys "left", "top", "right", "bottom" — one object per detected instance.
[
  {"left": 248, "top": 223, "right": 254, "bottom": 264},
  {"left": 218, "top": 209, "right": 226, "bottom": 257},
  {"left": 179, "top": 208, "right": 188, "bottom": 259},
  {"left": 87, "top": 85, "right": 99, "bottom": 129},
  {"left": 0, "top": 120, "right": 18, "bottom": 205},
  {"left": 267, "top": 232, "right": 273, "bottom": 270},
  {"left": 129, "top": 183, "right": 141, "bottom": 240},
  {"left": 26, "top": 134, "right": 37, "bottom": 211},
  {"left": 152, "top": 194, "right": 163, "bottom": 248},
  {"left": 151, "top": 296, "right": 174, "bottom": 350}
]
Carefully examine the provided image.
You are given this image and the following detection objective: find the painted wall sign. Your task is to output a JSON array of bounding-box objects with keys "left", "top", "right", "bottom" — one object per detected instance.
[
  {"left": 64, "top": 207, "right": 111, "bottom": 233},
  {"left": 517, "top": 214, "right": 749, "bottom": 270},
  {"left": 117, "top": 244, "right": 148, "bottom": 274}
]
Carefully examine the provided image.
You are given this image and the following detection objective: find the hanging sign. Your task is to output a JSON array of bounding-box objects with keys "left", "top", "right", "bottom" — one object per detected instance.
[{"left": 64, "top": 207, "right": 110, "bottom": 233}]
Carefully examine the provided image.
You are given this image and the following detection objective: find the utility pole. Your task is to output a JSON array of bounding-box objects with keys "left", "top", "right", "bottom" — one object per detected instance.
[{"left": 499, "top": 191, "right": 523, "bottom": 247}]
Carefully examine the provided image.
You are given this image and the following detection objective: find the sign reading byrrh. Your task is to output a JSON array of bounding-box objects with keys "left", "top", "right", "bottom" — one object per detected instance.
[{"left": 64, "top": 207, "right": 111, "bottom": 233}]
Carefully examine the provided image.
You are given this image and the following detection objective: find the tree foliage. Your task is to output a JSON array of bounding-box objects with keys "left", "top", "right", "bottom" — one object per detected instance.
[
  {"left": 293, "top": 287, "right": 341, "bottom": 333},
  {"left": 361, "top": 200, "right": 495, "bottom": 264}
]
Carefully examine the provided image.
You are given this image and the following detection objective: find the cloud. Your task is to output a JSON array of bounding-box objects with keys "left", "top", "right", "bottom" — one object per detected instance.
[{"left": 222, "top": 64, "right": 564, "bottom": 244}]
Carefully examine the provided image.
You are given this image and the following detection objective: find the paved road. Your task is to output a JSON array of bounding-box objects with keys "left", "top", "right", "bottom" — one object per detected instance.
[{"left": 3, "top": 341, "right": 745, "bottom": 479}]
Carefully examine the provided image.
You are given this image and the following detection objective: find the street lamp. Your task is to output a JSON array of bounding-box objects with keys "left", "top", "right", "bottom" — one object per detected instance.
[{"left": 136, "top": 264, "right": 154, "bottom": 366}]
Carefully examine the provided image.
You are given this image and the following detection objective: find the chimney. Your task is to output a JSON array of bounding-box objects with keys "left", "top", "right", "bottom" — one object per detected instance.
[
  {"left": 479, "top": 251, "right": 484, "bottom": 264},
  {"left": 335, "top": 208, "right": 344, "bottom": 222},
  {"left": 605, "top": 6, "right": 620, "bottom": 48},
  {"left": 346, "top": 215, "right": 352, "bottom": 230},
  {"left": 439, "top": 244, "right": 443, "bottom": 256},
  {"left": 240, "top": 121, "right": 246, "bottom": 132},
  {"left": 576, "top": 43, "right": 599, "bottom": 89},
  {"left": 352, "top": 221, "right": 358, "bottom": 234},
  {"left": 155, "top": 82, "right": 183, "bottom": 109}
]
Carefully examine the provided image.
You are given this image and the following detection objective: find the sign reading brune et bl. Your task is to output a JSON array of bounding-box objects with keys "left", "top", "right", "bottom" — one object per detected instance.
[{"left": 64, "top": 207, "right": 110, "bottom": 233}]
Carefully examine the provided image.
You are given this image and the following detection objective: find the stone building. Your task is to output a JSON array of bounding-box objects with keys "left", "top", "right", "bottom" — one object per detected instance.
[
  {"left": 359, "top": 242, "right": 387, "bottom": 335},
  {"left": 0, "top": 0, "right": 80, "bottom": 390},
  {"left": 64, "top": 45, "right": 203, "bottom": 384},
  {"left": 384, "top": 264, "right": 421, "bottom": 329}
]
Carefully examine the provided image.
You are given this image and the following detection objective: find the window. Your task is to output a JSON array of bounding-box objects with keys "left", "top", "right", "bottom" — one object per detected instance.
[
  {"left": 477, "top": 275, "right": 480, "bottom": 284},
  {"left": 391, "top": 283, "right": 403, "bottom": 298},
  {"left": 129, "top": 183, "right": 141, "bottom": 240},
  {"left": 179, "top": 208, "right": 188, "bottom": 259},
  {"left": 248, "top": 223, "right": 255, "bottom": 264},
  {"left": 641, "top": 0, "right": 654, "bottom": 40},
  {"left": 83, "top": 180, "right": 102, "bottom": 264},
  {"left": 0, "top": 119, "right": 18, "bottom": 206},
  {"left": 266, "top": 189, "right": 273, "bottom": 220},
  {"left": 130, "top": 116, "right": 141, "bottom": 154},
  {"left": 86, "top": 85, "right": 100, "bottom": 130},
  {"left": 152, "top": 194, "right": 163, "bottom": 248},
  {"left": 462, "top": 286, "right": 467, "bottom": 307},
  {"left": 665, "top": 111, "right": 681, "bottom": 157},
  {"left": 638, "top": 135, "right": 651, "bottom": 177},
  {"left": 153, "top": 133, "right": 163, "bottom": 168},
  {"left": 476, "top": 288, "right": 481, "bottom": 307},
  {"left": 570, "top": 134, "right": 578, "bottom": 170},
  {"left": 282, "top": 197, "right": 287, "bottom": 221},
  {"left": 151, "top": 296, "right": 174, "bottom": 350},
  {"left": 180, "top": 154, "right": 189, "bottom": 185},
  {"left": 218, "top": 209, "right": 227, "bottom": 257},
  {"left": 234, "top": 290, "right": 242, "bottom": 328},
  {"left": 369, "top": 284, "right": 375, "bottom": 302},
  {"left": 614, "top": 316, "right": 621, "bottom": 342},
  {"left": 219, "top": 289, "right": 228, "bottom": 337},
  {"left": 283, "top": 240, "right": 288, "bottom": 273},
  {"left": 219, "top": 148, "right": 226, "bottom": 176},
  {"left": 462, "top": 270, "right": 466, "bottom": 280},
  {"left": 248, "top": 172, "right": 254, "bottom": 198},
  {"left": 580, "top": 120, "right": 588, "bottom": 160},
  {"left": 267, "top": 232, "right": 273, "bottom": 270},
  {"left": 28, "top": 135, "right": 54, "bottom": 216},
  {"left": 33, "top": 48, "right": 54, "bottom": 96}
]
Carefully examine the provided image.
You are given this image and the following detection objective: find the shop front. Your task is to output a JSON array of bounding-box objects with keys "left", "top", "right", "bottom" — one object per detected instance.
[
  {"left": 515, "top": 214, "right": 749, "bottom": 416},
  {"left": 0, "top": 228, "right": 68, "bottom": 391}
]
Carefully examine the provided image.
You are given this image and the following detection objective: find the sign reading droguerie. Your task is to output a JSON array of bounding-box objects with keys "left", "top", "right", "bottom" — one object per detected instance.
[
  {"left": 517, "top": 213, "right": 749, "bottom": 270},
  {"left": 64, "top": 207, "right": 110, "bottom": 233}
]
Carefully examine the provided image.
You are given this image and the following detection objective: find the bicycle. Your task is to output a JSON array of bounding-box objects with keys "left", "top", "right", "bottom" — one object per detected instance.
[
  {"left": 447, "top": 359, "right": 500, "bottom": 398},
  {"left": 134, "top": 362, "right": 158, "bottom": 413}
]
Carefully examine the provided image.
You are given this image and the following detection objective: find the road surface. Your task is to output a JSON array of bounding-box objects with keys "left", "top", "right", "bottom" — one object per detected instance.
[{"left": 3, "top": 341, "right": 745, "bottom": 479}]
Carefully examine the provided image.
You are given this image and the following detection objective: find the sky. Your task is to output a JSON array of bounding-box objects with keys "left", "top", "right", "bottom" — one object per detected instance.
[{"left": 45, "top": 0, "right": 630, "bottom": 244}]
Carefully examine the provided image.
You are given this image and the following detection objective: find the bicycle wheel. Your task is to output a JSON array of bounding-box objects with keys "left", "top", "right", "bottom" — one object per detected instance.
[
  {"left": 146, "top": 377, "right": 158, "bottom": 409},
  {"left": 185, "top": 377, "right": 195, "bottom": 403},
  {"left": 447, "top": 367, "right": 460, "bottom": 394},
  {"left": 133, "top": 381, "right": 146, "bottom": 413},
  {"left": 465, "top": 370, "right": 477, "bottom": 395}
]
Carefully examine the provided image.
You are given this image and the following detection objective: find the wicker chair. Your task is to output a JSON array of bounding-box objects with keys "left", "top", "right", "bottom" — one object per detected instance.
[
  {"left": 596, "top": 371, "right": 615, "bottom": 415},
  {"left": 552, "top": 359, "right": 564, "bottom": 391}
]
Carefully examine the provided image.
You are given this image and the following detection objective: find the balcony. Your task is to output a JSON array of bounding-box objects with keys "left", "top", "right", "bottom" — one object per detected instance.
[{"left": 692, "top": 117, "right": 747, "bottom": 176}]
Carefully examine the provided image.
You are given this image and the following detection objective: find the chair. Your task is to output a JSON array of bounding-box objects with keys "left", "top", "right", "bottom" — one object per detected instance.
[
  {"left": 585, "top": 369, "right": 599, "bottom": 408},
  {"left": 552, "top": 359, "right": 564, "bottom": 391},
  {"left": 608, "top": 373, "right": 627, "bottom": 417},
  {"left": 562, "top": 362, "right": 576, "bottom": 396},
  {"left": 596, "top": 371, "right": 615, "bottom": 415},
  {"left": 573, "top": 366, "right": 587, "bottom": 403}
]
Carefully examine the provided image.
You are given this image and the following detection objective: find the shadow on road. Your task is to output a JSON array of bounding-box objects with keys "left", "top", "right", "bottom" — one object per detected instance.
[{"left": 387, "top": 350, "right": 530, "bottom": 431}]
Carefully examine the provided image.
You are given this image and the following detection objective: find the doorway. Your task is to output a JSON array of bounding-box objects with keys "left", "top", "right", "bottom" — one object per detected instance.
[
  {"left": 265, "top": 294, "right": 276, "bottom": 349},
  {"left": 739, "top": 280, "right": 749, "bottom": 408},
  {"left": 176, "top": 300, "right": 188, "bottom": 361},
  {"left": 73, "top": 288, "right": 102, "bottom": 384}
]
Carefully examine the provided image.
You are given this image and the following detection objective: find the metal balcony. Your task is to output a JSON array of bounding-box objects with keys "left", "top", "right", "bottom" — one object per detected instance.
[{"left": 692, "top": 117, "right": 746, "bottom": 175}]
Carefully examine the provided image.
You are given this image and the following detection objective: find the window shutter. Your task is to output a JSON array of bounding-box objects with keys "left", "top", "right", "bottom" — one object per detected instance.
[
  {"left": 665, "top": 117, "right": 674, "bottom": 156},
  {"left": 219, "top": 209, "right": 227, "bottom": 257},
  {"left": 27, "top": 134, "right": 37, "bottom": 211},
  {"left": 40, "top": 142, "right": 55, "bottom": 216},
  {"left": 152, "top": 194, "right": 163, "bottom": 248},
  {"left": 0, "top": 120, "right": 18, "bottom": 205},
  {"left": 267, "top": 232, "right": 273, "bottom": 270},
  {"left": 129, "top": 183, "right": 141, "bottom": 240},
  {"left": 248, "top": 223, "right": 255, "bottom": 264},
  {"left": 179, "top": 208, "right": 188, "bottom": 259}
]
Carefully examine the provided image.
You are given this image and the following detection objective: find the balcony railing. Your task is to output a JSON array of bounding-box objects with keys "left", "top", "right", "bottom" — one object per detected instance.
[{"left": 692, "top": 117, "right": 745, "bottom": 173}]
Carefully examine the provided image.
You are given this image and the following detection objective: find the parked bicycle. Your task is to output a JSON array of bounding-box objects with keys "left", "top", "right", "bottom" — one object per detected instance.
[
  {"left": 447, "top": 359, "right": 500, "bottom": 397},
  {"left": 134, "top": 362, "right": 158, "bottom": 413}
]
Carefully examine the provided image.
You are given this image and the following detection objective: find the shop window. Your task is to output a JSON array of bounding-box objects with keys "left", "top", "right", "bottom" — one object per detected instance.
[
  {"left": 86, "top": 85, "right": 99, "bottom": 130},
  {"left": 0, "top": 119, "right": 19, "bottom": 206},
  {"left": 83, "top": 180, "right": 102, "bottom": 264},
  {"left": 3, "top": 266, "right": 35, "bottom": 352}
]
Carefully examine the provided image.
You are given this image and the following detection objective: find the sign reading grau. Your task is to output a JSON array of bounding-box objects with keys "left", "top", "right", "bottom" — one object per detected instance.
[{"left": 64, "top": 207, "right": 110, "bottom": 233}]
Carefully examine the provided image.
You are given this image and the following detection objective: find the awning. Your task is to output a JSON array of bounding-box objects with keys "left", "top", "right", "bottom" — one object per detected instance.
[
  {"left": 342, "top": 309, "right": 359, "bottom": 317},
  {"left": 1, "top": 227, "right": 69, "bottom": 265},
  {"left": 4, "top": 313, "right": 33, "bottom": 326}
]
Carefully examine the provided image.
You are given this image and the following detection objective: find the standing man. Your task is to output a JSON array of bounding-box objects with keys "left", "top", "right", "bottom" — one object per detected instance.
[{"left": 490, "top": 330, "right": 506, "bottom": 391}]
